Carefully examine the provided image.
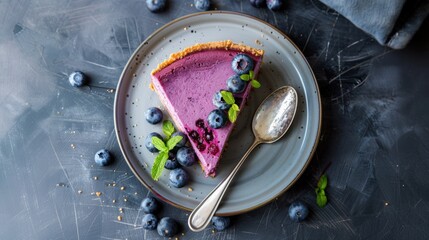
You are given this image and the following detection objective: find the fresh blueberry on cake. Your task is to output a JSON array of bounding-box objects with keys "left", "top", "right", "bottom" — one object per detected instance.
[{"left": 150, "top": 40, "right": 264, "bottom": 176}]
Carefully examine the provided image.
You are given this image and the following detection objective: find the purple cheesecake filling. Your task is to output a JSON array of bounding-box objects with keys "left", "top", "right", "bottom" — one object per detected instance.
[{"left": 152, "top": 50, "right": 262, "bottom": 176}]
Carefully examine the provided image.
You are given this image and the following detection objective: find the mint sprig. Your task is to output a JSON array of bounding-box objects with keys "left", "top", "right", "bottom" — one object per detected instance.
[
  {"left": 240, "top": 70, "right": 261, "bottom": 89},
  {"left": 162, "top": 120, "right": 175, "bottom": 140},
  {"left": 220, "top": 90, "right": 240, "bottom": 123},
  {"left": 150, "top": 122, "right": 183, "bottom": 181},
  {"left": 315, "top": 174, "right": 328, "bottom": 207}
]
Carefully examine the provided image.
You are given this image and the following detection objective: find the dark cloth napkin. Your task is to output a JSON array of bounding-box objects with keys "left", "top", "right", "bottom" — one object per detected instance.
[{"left": 319, "top": 0, "right": 429, "bottom": 49}]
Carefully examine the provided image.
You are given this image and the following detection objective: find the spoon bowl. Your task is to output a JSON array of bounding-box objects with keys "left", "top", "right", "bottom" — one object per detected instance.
[
  {"left": 253, "top": 86, "right": 298, "bottom": 142},
  {"left": 188, "top": 86, "right": 298, "bottom": 232}
]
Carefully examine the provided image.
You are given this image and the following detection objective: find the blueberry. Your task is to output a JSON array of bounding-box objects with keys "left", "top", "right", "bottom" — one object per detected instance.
[
  {"left": 145, "top": 107, "right": 163, "bottom": 124},
  {"left": 142, "top": 214, "right": 158, "bottom": 230},
  {"left": 68, "top": 71, "right": 87, "bottom": 87},
  {"left": 288, "top": 201, "right": 309, "bottom": 222},
  {"left": 188, "top": 130, "right": 200, "bottom": 142},
  {"left": 169, "top": 168, "right": 189, "bottom": 188},
  {"left": 204, "top": 130, "right": 214, "bottom": 142},
  {"left": 207, "top": 109, "right": 227, "bottom": 129},
  {"left": 231, "top": 53, "right": 254, "bottom": 75},
  {"left": 194, "top": 0, "right": 210, "bottom": 11},
  {"left": 165, "top": 152, "right": 180, "bottom": 170},
  {"left": 266, "top": 0, "right": 283, "bottom": 11},
  {"left": 145, "top": 132, "right": 163, "bottom": 153},
  {"left": 250, "top": 0, "right": 265, "bottom": 8},
  {"left": 227, "top": 75, "right": 247, "bottom": 93},
  {"left": 213, "top": 91, "right": 231, "bottom": 110},
  {"left": 157, "top": 217, "right": 179, "bottom": 237},
  {"left": 195, "top": 119, "right": 205, "bottom": 128},
  {"left": 94, "top": 149, "right": 113, "bottom": 166},
  {"left": 146, "top": 0, "right": 167, "bottom": 12},
  {"left": 208, "top": 144, "right": 219, "bottom": 155},
  {"left": 211, "top": 216, "right": 231, "bottom": 231},
  {"left": 176, "top": 147, "right": 196, "bottom": 167},
  {"left": 140, "top": 196, "right": 159, "bottom": 213},
  {"left": 171, "top": 131, "right": 187, "bottom": 148}
]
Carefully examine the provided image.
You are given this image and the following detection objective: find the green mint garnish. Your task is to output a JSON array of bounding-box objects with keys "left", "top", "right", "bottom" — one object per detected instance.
[
  {"left": 240, "top": 74, "right": 250, "bottom": 81},
  {"left": 251, "top": 80, "right": 261, "bottom": 88},
  {"left": 240, "top": 70, "right": 261, "bottom": 88},
  {"left": 151, "top": 136, "right": 168, "bottom": 152},
  {"left": 162, "top": 120, "right": 175, "bottom": 140},
  {"left": 220, "top": 90, "right": 235, "bottom": 105},
  {"left": 220, "top": 90, "right": 240, "bottom": 123},
  {"left": 150, "top": 124, "right": 183, "bottom": 181},
  {"left": 151, "top": 151, "right": 169, "bottom": 181},
  {"left": 166, "top": 135, "right": 183, "bottom": 150},
  {"left": 315, "top": 174, "right": 328, "bottom": 207},
  {"left": 228, "top": 104, "right": 240, "bottom": 123}
]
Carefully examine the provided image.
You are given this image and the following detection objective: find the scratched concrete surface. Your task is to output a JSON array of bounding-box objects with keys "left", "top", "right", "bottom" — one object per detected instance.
[{"left": 0, "top": 0, "right": 428, "bottom": 239}]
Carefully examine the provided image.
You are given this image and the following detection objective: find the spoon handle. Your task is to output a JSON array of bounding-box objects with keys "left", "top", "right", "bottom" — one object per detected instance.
[{"left": 188, "top": 139, "right": 261, "bottom": 232}]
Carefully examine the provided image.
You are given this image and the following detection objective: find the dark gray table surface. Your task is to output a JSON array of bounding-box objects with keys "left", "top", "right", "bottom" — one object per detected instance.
[{"left": 1, "top": 0, "right": 428, "bottom": 239}]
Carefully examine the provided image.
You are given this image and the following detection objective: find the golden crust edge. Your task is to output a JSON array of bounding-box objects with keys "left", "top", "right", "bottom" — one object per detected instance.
[{"left": 151, "top": 40, "right": 264, "bottom": 75}]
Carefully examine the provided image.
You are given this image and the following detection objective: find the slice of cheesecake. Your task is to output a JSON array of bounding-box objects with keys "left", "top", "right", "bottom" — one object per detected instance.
[{"left": 150, "top": 40, "right": 264, "bottom": 176}]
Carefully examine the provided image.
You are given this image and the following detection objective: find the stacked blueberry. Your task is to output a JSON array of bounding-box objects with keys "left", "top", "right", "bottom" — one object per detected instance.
[
  {"left": 206, "top": 53, "right": 254, "bottom": 129},
  {"left": 144, "top": 107, "right": 196, "bottom": 188},
  {"left": 140, "top": 197, "right": 180, "bottom": 237},
  {"left": 250, "top": 0, "right": 284, "bottom": 10}
]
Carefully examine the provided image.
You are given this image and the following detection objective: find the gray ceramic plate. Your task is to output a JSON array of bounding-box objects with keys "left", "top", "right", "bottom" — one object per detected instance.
[{"left": 114, "top": 11, "right": 321, "bottom": 215}]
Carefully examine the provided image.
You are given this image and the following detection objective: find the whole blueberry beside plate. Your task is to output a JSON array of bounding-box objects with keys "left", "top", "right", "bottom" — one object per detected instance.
[
  {"left": 212, "top": 216, "right": 231, "bottom": 231},
  {"left": 288, "top": 201, "right": 309, "bottom": 222},
  {"left": 157, "top": 217, "right": 179, "bottom": 237},
  {"left": 146, "top": 0, "right": 167, "bottom": 12},
  {"left": 250, "top": 0, "right": 265, "bottom": 8},
  {"left": 266, "top": 0, "right": 283, "bottom": 11},
  {"left": 142, "top": 214, "right": 158, "bottom": 230},
  {"left": 94, "top": 149, "right": 112, "bottom": 166},
  {"left": 140, "top": 196, "right": 159, "bottom": 213},
  {"left": 169, "top": 168, "right": 189, "bottom": 188},
  {"left": 194, "top": 0, "right": 210, "bottom": 11},
  {"left": 68, "top": 71, "right": 87, "bottom": 87}
]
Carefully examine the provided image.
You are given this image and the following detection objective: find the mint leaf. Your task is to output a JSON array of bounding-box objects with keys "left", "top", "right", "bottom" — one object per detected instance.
[
  {"left": 249, "top": 70, "right": 254, "bottom": 79},
  {"left": 220, "top": 90, "right": 235, "bottom": 105},
  {"left": 166, "top": 135, "right": 183, "bottom": 150},
  {"left": 162, "top": 120, "right": 175, "bottom": 139},
  {"left": 240, "top": 74, "right": 250, "bottom": 81},
  {"left": 251, "top": 80, "right": 261, "bottom": 88},
  {"left": 231, "top": 103, "right": 240, "bottom": 111},
  {"left": 151, "top": 151, "right": 169, "bottom": 181},
  {"left": 316, "top": 193, "right": 328, "bottom": 207},
  {"left": 315, "top": 174, "right": 328, "bottom": 207},
  {"left": 228, "top": 107, "right": 238, "bottom": 123},
  {"left": 151, "top": 136, "right": 167, "bottom": 152},
  {"left": 317, "top": 174, "right": 328, "bottom": 189}
]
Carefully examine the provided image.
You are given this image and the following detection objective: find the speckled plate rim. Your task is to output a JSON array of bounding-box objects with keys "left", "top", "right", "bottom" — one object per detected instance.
[{"left": 114, "top": 11, "right": 321, "bottom": 216}]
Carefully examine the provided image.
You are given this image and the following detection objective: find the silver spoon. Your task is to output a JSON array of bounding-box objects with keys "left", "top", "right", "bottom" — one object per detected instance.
[{"left": 188, "top": 86, "right": 298, "bottom": 232}]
